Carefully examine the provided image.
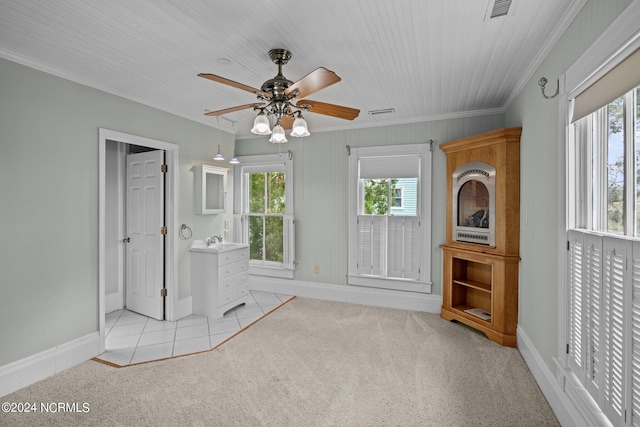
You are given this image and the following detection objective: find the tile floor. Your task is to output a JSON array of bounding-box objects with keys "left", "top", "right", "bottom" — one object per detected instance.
[{"left": 96, "top": 290, "right": 293, "bottom": 367}]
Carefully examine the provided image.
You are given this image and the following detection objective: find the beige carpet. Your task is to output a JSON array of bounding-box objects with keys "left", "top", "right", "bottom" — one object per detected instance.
[{"left": 1, "top": 297, "right": 559, "bottom": 426}]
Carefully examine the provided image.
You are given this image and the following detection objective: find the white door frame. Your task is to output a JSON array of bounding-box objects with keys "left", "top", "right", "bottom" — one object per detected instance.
[{"left": 98, "top": 128, "right": 179, "bottom": 354}]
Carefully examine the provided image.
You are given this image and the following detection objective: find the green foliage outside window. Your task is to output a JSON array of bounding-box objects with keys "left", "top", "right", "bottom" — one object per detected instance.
[
  {"left": 248, "top": 172, "right": 285, "bottom": 262},
  {"left": 363, "top": 179, "right": 398, "bottom": 215}
]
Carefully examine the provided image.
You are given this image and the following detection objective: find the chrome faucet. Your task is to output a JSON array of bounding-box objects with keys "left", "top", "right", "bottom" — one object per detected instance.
[{"left": 211, "top": 235, "right": 223, "bottom": 244}]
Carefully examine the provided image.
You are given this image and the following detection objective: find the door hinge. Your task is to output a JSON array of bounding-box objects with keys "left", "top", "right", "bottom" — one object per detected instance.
[
  {"left": 161, "top": 164, "right": 168, "bottom": 173},
  {"left": 567, "top": 241, "right": 570, "bottom": 251},
  {"left": 161, "top": 226, "right": 168, "bottom": 235},
  {"left": 160, "top": 288, "right": 167, "bottom": 297},
  {"left": 566, "top": 343, "right": 570, "bottom": 354}
]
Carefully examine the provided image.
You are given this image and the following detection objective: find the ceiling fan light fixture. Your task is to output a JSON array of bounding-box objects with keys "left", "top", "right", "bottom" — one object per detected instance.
[
  {"left": 251, "top": 111, "right": 272, "bottom": 135},
  {"left": 290, "top": 115, "right": 310, "bottom": 137},
  {"left": 200, "top": 48, "right": 360, "bottom": 143},
  {"left": 269, "top": 123, "right": 288, "bottom": 143}
]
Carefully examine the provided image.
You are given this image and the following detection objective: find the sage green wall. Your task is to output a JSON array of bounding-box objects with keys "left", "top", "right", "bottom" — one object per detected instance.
[
  {"left": 504, "top": 0, "right": 633, "bottom": 369},
  {"left": 236, "top": 115, "right": 505, "bottom": 294},
  {"left": 0, "top": 58, "right": 235, "bottom": 366}
]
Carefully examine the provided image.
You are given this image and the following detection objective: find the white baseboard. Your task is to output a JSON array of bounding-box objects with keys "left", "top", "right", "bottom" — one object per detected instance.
[
  {"left": 177, "top": 296, "right": 192, "bottom": 320},
  {"left": 517, "top": 326, "right": 591, "bottom": 427},
  {"left": 248, "top": 276, "right": 442, "bottom": 313},
  {"left": 105, "top": 292, "right": 122, "bottom": 314},
  {"left": 0, "top": 332, "right": 100, "bottom": 398}
]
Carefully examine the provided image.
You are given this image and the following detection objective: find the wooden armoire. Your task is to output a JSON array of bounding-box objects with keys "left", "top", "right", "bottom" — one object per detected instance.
[{"left": 439, "top": 127, "right": 521, "bottom": 347}]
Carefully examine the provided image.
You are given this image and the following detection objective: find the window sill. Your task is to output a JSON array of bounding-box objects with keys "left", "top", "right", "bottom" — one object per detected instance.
[
  {"left": 250, "top": 265, "right": 294, "bottom": 280},
  {"left": 348, "top": 275, "right": 432, "bottom": 293}
]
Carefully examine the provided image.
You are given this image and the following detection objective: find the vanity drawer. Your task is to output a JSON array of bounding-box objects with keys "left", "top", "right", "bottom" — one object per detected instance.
[
  {"left": 218, "top": 259, "right": 248, "bottom": 280},
  {"left": 218, "top": 271, "right": 249, "bottom": 294},
  {"left": 218, "top": 248, "right": 250, "bottom": 266},
  {"left": 219, "top": 284, "right": 249, "bottom": 307}
]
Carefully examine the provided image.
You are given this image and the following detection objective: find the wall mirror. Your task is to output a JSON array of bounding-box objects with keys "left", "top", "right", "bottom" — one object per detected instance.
[{"left": 195, "top": 165, "right": 228, "bottom": 214}]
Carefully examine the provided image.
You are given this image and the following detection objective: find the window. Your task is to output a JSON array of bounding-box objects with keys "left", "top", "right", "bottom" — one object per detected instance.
[
  {"left": 233, "top": 154, "right": 294, "bottom": 278},
  {"left": 562, "top": 13, "right": 640, "bottom": 426},
  {"left": 363, "top": 179, "right": 414, "bottom": 214},
  {"left": 248, "top": 171, "right": 285, "bottom": 262},
  {"left": 568, "top": 85, "right": 640, "bottom": 426},
  {"left": 391, "top": 185, "right": 404, "bottom": 209},
  {"left": 347, "top": 144, "right": 432, "bottom": 293},
  {"left": 574, "top": 86, "right": 640, "bottom": 235}
]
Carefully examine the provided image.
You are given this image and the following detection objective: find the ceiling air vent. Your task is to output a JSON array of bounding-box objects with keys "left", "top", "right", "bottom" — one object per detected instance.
[{"left": 487, "top": 0, "right": 512, "bottom": 19}]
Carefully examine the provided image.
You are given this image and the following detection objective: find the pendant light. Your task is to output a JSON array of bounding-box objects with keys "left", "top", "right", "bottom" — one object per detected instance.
[
  {"left": 214, "top": 145, "right": 224, "bottom": 161},
  {"left": 213, "top": 117, "right": 224, "bottom": 160}
]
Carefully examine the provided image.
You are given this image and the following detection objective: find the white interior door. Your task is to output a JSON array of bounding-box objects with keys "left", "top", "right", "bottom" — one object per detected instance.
[{"left": 125, "top": 150, "right": 165, "bottom": 320}]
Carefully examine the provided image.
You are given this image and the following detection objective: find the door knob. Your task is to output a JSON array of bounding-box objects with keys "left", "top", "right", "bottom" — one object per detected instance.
[{"left": 123, "top": 237, "right": 130, "bottom": 243}]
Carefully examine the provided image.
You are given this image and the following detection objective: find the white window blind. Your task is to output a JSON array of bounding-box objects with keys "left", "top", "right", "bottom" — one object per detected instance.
[
  {"left": 567, "top": 230, "right": 637, "bottom": 426},
  {"left": 359, "top": 156, "right": 420, "bottom": 179},
  {"left": 572, "top": 46, "right": 640, "bottom": 122}
]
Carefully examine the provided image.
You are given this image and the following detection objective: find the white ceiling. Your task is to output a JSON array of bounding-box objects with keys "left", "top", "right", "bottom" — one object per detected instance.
[{"left": 0, "top": 0, "right": 584, "bottom": 139}]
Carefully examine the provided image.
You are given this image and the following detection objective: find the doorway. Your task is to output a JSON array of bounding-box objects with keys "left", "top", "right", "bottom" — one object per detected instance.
[{"left": 98, "top": 129, "right": 179, "bottom": 354}]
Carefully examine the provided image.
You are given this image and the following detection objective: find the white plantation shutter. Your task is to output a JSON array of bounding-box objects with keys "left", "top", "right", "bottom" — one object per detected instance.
[
  {"left": 568, "top": 230, "right": 585, "bottom": 375},
  {"left": 403, "top": 217, "right": 421, "bottom": 280},
  {"left": 584, "top": 233, "right": 604, "bottom": 400},
  {"left": 602, "top": 236, "right": 626, "bottom": 425},
  {"left": 357, "top": 217, "right": 372, "bottom": 275},
  {"left": 566, "top": 230, "right": 638, "bottom": 426},
  {"left": 387, "top": 217, "right": 403, "bottom": 277},
  {"left": 370, "top": 216, "right": 386, "bottom": 276},
  {"left": 357, "top": 215, "right": 386, "bottom": 276},
  {"left": 632, "top": 241, "right": 640, "bottom": 427},
  {"left": 387, "top": 216, "right": 421, "bottom": 280},
  {"left": 283, "top": 215, "right": 295, "bottom": 270}
]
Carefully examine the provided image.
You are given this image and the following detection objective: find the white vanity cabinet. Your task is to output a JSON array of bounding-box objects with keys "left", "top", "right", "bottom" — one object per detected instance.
[{"left": 190, "top": 241, "right": 251, "bottom": 319}]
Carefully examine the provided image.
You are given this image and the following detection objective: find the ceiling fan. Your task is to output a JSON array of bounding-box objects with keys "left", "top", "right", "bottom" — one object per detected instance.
[{"left": 198, "top": 48, "right": 360, "bottom": 142}]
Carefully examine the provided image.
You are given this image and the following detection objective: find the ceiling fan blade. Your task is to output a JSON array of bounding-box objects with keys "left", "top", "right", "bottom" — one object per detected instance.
[
  {"left": 285, "top": 67, "right": 341, "bottom": 99},
  {"left": 280, "top": 116, "right": 294, "bottom": 130},
  {"left": 297, "top": 100, "right": 360, "bottom": 121},
  {"left": 198, "top": 73, "right": 271, "bottom": 98},
  {"left": 204, "top": 103, "right": 264, "bottom": 116}
]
